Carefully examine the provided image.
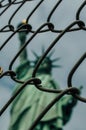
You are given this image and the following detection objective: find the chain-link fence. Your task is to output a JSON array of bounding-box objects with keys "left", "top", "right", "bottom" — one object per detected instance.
[{"left": 0, "top": 0, "right": 86, "bottom": 130}]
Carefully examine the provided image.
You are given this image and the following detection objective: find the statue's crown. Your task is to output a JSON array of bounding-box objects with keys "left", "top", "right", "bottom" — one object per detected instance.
[{"left": 31, "top": 47, "right": 61, "bottom": 73}]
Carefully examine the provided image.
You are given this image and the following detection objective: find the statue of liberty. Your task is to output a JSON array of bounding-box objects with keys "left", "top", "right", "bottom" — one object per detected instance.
[{"left": 8, "top": 20, "right": 78, "bottom": 130}]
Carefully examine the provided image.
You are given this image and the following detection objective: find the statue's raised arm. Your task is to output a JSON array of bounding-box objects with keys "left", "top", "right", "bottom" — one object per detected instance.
[
  {"left": 15, "top": 20, "right": 31, "bottom": 79},
  {"left": 17, "top": 19, "right": 28, "bottom": 63}
]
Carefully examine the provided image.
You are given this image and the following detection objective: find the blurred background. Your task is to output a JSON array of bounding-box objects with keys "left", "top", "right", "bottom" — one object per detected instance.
[{"left": 0, "top": 0, "right": 86, "bottom": 130}]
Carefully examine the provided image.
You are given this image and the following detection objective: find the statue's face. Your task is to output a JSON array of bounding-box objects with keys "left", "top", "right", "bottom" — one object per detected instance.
[
  {"left": 36, "top": 57, "right": 52, "bottom": 73},
  {"left": 41, "top": 58, "right": 51, "bottom": 68}
]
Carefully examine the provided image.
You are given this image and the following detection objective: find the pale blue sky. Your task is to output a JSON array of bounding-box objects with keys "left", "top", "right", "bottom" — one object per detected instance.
[{"left": 0, "top": 0, "right": 86, "bottom": 130}]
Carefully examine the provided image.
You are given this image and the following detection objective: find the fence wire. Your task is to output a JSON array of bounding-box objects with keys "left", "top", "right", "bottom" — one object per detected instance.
[{"left": 0, "top": 0, "right": 86, "bottom": 130}]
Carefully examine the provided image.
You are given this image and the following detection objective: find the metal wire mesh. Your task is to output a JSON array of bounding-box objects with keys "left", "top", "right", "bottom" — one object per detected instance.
[{"left": 0, "top": 0, "right": 86, "bottom": 130}]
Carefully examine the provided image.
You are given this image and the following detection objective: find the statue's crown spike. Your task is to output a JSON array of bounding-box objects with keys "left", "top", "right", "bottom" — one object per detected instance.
[{"left": 31, "top": 48, "right": 61, "bottom": 70}]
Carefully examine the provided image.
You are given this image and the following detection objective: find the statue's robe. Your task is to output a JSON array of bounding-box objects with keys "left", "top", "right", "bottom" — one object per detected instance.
[{"left": 9, "top": 61, "right": 76, "bottom": 130}]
